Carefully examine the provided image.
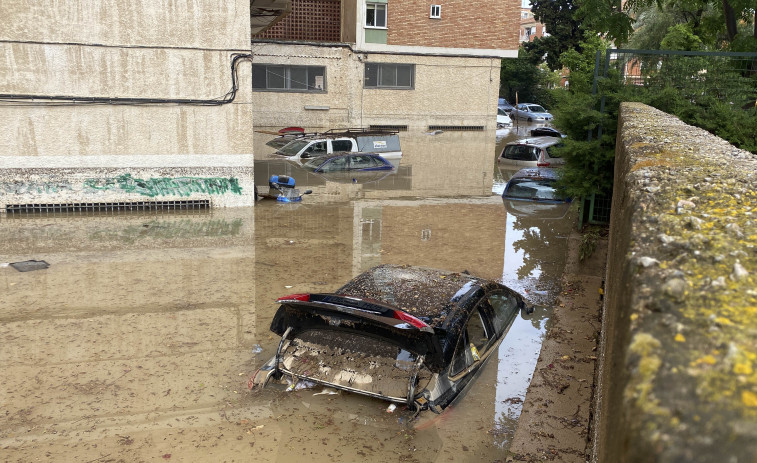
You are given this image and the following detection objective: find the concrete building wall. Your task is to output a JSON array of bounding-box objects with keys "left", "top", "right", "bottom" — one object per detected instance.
[
  {"left": 387, "top": 0, "right": 520, "bottom": 51},
  {"left": 250, "top": 43, "right": 500, "bottom": 130},
  {"left": 0, "top": 0, "right": 256, "bottom": 210}
]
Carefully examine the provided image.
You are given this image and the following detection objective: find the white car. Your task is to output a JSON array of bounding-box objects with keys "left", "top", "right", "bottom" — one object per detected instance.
[
  {"left": 497, "top": 108, "right": 513, "bottom": 127},
  {"left": 511, "top": 103, "right": 554, "bottom": 122}
]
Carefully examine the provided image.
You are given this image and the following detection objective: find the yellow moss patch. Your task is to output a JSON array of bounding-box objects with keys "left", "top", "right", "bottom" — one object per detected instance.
[
  {"left": 675, "top": 333, "right": 686, "bottom": 342},
  {"left": 631, "top": 159, "right": 674, "bottom": 171},
  {"left": 742, "top": 390, "right": 757, "bottom": 407}
]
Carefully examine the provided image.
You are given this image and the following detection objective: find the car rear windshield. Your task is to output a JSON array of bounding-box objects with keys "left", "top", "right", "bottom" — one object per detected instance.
[
  {"left": 505, "top": 178, "right": 562, "bottom": 201},
  {"left": 280, "top": 328, "right": 432, "bottom": 401},
  {"left": 503, "top": 144, "right": 539, "bottom": 161},
  {"left": 277, "top": 139, "right": 310, "bottom": 156}
]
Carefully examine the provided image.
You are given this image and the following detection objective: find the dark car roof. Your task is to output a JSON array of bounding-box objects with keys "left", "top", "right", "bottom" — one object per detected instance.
[{"left": 337, "top": 264, "right": 489, "bottom": 327}]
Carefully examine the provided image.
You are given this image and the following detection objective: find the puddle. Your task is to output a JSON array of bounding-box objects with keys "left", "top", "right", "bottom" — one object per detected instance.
[{"left": 1, "top": 129, "right": 575, "bottom": 461}]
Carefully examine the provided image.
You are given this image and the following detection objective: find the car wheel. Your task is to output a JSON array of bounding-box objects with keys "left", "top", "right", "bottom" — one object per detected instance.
[{"left": 527, "top": 118, "right": 533, "bottom": 122}]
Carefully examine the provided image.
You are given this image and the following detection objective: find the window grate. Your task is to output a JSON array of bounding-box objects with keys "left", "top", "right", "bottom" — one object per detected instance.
[
  {"left": 4, "top": 200, "right": 210, "bottom": 215},
  {"left": 369, "top": 124, "right": 408, "bottom": 132},
  {"left": 428, "top": 125, "right": 485, "bottom": 131}
]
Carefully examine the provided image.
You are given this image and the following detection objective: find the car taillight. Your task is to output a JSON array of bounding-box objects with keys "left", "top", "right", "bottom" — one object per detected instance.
[
  {"left": 276, "top": 293, "right": 310, "bottom": 302},
  {"left": 392, "top": 310, "right": 429, "bottom": 329},
  {"left": 537, "top": 162, "right": 550, "bottom": 167}
]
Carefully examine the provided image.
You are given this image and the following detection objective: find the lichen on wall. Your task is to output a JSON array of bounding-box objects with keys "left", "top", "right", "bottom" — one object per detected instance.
[{"left": 597, "top": 102, "right": 757, "bottom": 462}]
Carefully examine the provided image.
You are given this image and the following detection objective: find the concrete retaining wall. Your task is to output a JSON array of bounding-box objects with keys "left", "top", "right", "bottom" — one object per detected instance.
[
  {"left": 593, "top": 103, "right": 757, "bottom": 462},
  {"left": 0, "top": 0, "right": 255, "bottom": 210}
]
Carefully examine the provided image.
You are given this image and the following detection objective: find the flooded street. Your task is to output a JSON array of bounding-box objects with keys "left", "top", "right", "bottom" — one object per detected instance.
[{"left": 1, "top": 127, "right": 576, "bottom": 462}]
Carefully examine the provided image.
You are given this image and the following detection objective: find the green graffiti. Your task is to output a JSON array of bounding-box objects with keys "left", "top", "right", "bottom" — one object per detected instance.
[{"left": 83, "top": 174, "right": 243, "bottom": 197}]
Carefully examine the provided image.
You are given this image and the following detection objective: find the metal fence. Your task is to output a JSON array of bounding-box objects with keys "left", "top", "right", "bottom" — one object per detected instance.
[{"left": 581, "top": 49, "right": 757, "bottom": 225}]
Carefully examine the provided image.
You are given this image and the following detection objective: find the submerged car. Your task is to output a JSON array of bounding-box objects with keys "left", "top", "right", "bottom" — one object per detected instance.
[
  {"left": 529, "top": 127, "right": 565, "bottom": 138},
  {"left": 511, "top": 103, "right": 554, "bottom": 122},
  {"left": 498, "top": 136, "right": 565, "bottom": 182},
  {"left": 502, "top": 167, "right": 570, "bottom": 203},
  {"left": 302, "top": 152, "right": 395, "bottom": 173},
  {"left": 252, "top": 264, "right": 528, "bottom": 414}
]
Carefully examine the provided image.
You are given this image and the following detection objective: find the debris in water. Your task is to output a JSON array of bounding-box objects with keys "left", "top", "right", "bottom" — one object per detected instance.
[
  {"left": 386, "top": 404, "right": 397, "bottom": 413},
  {"left": 10, "top": 260, "right": 50, "bottom": 272},
  {"left": 251, "top": 345, "right": 263, "bottom": 354}
]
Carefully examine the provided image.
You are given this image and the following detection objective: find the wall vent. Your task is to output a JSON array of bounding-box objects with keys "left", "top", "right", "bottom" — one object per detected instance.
[
  {"left": 4, "top": 200, "right": 210, "bottom": 215},
  {"left": 427, "top": 125, "right": 485, "bottom": 131},
  {"left": 369, "top": 124, "right": 408, "bottom": 131}
]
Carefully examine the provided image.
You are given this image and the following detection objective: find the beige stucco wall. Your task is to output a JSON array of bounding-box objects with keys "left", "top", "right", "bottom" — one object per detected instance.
[
  {"left": 250, "top": 43, "right": 500, "bottom": 130},
  {"left": 0, "top": 0, "right": 255, "bottom": 209}
]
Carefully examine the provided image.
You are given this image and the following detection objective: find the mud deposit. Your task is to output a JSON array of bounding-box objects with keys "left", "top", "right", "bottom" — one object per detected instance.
[{"left": 2, "top": 131, "right": 583, "bottom": 461}]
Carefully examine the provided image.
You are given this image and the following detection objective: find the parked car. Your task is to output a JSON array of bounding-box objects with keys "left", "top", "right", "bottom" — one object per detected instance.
[
  {"left": 511, "top": 103, "right": 553, "bottom": 122},
  {"left": 498, "top": 98, "right": 515, "bottom": 113},
  {"left": 270, "top": 128, "right": 402, "bottom": 162},
  {"left": 529, "top": 127, "right": 565, "bottom": 138},
  {"left": 498, "top": 136, "right": 565, "bottom": 169},
  {"left": 497, "top": 108, "right": 513, "bottom": 128},
  {"left": 302, "top": 153, "right": 395, "bottom": 173},
  {"left": 251, "top": 264, "right": 529, "bottom": 414},
  {"left": 501, "top": 167, "right": 569, "bottom": 203}
]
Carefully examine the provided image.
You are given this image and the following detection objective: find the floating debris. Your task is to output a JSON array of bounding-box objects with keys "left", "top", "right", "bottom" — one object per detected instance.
[{"left": 10, "top": 260, "right": 50, "bottom": 272}]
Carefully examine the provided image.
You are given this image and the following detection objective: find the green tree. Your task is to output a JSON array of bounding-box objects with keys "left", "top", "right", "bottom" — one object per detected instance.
[
  {"left": 524, "top": 0, "right": 583, "bottom": 70},
  {"left": 500, "top": 48, "right": 555, "bottom": 107}
]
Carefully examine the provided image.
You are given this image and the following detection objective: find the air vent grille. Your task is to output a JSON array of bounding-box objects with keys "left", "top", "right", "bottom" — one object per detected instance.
[
  {"left": 427, "top": 125, "right": 484, "bottom": 131},
  {"left": 4, "top": 200, "right": 210, "bottom": 215},
  {"left": 369, "top": 124, "right": 408, "bottom": 132}
]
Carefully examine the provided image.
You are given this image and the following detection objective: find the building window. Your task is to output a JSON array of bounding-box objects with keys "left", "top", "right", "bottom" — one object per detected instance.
[
  {"left": 252, "top": 64, "right": 326, "bottom": 92},
  {"left": 430, "top": 5, "right": 441, "bottom": 19},
  {"left": 364, "top": 63, "right": 414, "bottom": 89},
  {"left": 366, "top": 3, "right": 387, "bottom": 28}
]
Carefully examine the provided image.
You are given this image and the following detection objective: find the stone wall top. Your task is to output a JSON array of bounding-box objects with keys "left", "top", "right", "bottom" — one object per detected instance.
[{"left": 595, "top": 102, "right": 757, "bottom": 462}]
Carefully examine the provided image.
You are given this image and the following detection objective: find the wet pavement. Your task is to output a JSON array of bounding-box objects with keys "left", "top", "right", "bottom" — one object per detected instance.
[{"left": 1, "top": 125, "right": 575, "bottom": 462}]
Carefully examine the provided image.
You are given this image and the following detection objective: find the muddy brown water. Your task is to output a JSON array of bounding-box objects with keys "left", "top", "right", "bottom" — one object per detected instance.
[{"left": 1, "top": 126, "right": 574, "bottom": 462}]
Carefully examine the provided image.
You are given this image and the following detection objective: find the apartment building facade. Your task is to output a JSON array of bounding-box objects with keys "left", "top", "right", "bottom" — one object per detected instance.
[{"left": 251, "top": 0, "right": 520, "bottom": 130}]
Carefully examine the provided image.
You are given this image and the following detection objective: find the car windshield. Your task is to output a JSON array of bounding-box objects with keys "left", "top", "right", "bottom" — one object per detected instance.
[
  {"left": 503, "top": 144, "right": 539, "bottom": 161},
  {"left": 498, "top": 108, "right": 508, "bottom": 116},
  {"left": 505, "top": 178, "right": 562, "bottom": 201},
  {"left": 279, "top": 328, "right": 432, "bottom": 401},
  {"left": 527, "top": 105, "right": 546, "bottom": 112},
  {"left": 277, "top": 139, "right": 310, "bottom": 156}
]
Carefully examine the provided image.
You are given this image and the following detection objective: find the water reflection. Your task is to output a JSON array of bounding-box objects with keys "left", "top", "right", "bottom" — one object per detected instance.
[{"left": 1, "top": 129, "right": 574, "bottom": 461}]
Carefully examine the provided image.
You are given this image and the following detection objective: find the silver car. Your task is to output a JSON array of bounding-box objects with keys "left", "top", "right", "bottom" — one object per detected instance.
[{"left": 511, "top": 103, "right": 553, "bottom": 122}]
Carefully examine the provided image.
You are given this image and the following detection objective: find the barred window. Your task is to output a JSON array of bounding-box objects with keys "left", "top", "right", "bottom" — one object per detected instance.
[
  {"left": 364, "top": 63, "right": 414, "bottom": 89},
  {"left": 252, "top": 64, "right": 326, "bottom": 92}
]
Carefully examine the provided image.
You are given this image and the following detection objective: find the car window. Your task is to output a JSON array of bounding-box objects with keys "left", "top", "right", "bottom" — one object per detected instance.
[
  {"left": 449, "top": 309, "right": 491, "bottom": 377},
  {"left": 505, "top": 178, "right": 560, "bottom": 200},
  {"left": 503, "top": 145, "right": 538, "bottom": 161},
  {"left": 350, "top": 155, "right": 379, "bottom": 169},
  {"left": 498, "top": 108, "right": 508, "bottom": 116},
  {"left": 318, "top": 156, "right": 348, "bottom": 172},
  {"left": 545, "top": 144, "right": 563, "bottom": 159},
  {"left": 489, "top": 292, "right": 519, "bottom": 336},
  {"left": 528, "top": 105, "right": 546, "bottom": 112},
  {"left": 306, "top": 141, "right": 327, "bottom": 156},
  {"left": 331, "top": 139, "right": 353, "bottom": 152}
]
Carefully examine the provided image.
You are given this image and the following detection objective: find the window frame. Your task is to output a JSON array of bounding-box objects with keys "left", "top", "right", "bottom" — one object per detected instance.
[
  {"left": 252, "top": 64, "right": 327, "bottom": 93},
  {"left": 429, "top": 5, "right": 441, "bottom": 19},
  {"left": 364, "top": 63, "right": 415, "bottom": 90},
  {"left": 365, "top": 3, "right": 387, "bottom": 29}
]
